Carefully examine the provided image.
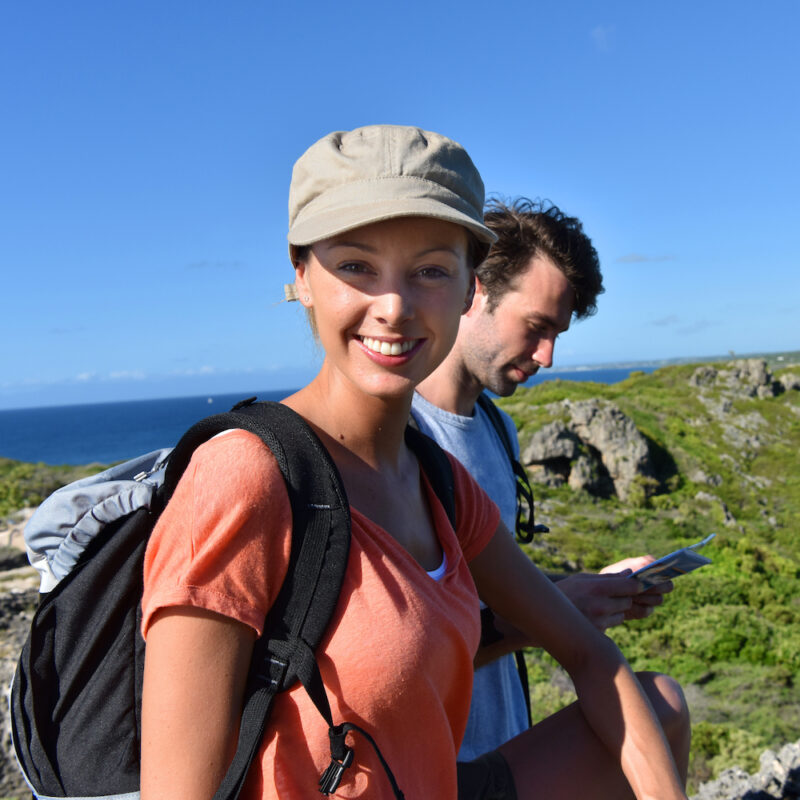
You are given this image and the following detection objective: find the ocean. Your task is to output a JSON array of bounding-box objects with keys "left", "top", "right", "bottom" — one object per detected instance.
[{"left": 0, "top": 367, "right": 654, "bottom": 465}]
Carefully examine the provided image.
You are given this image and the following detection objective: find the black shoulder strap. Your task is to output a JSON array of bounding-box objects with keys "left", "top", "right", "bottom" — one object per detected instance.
[
  {"left": 476, "top": 393, "right": 547, "bottom": 543},
  {"left": 165, "top": 399, "right": 403, "bottom": 799},
  {"left": 475, "top": 392, "right": 515, "bottom": 462},
  {"left": 405, "top": 424, "right": 456, "bottom": 530}
]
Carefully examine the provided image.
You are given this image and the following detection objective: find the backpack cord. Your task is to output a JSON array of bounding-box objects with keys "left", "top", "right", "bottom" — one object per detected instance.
[
  {"left": 321, "top": 723, "right": 406, "bottom": 798},
  {"left": 289, "top": 640, "right": 405, "bottom": 798}
]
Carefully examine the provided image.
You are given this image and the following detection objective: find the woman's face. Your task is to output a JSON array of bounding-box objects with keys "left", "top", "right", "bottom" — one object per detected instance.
[{"left": 294, "top": 216, "right": 473, "bottom": 401}]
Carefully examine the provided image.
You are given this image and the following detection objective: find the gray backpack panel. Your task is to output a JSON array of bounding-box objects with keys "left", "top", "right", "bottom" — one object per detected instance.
[{"left": 24, "top": 449, "right": 172, "bottom": 592}]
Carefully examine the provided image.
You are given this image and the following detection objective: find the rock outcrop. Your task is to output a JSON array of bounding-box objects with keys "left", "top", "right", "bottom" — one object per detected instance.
[
  {"left": 520, "top": 398, "right": 655, "bottom": 502},
  {"left": 779, "top": 372, "right": 800, "bottom": 392},
  {"left": 692, "top": 740, "right": 800, "bottom": 800},
  {"left": 686, "top": 359, "right": 797, "bottom": 464},
  {"left": 689, "top": 358, "right": 796, "bottom": 400}
]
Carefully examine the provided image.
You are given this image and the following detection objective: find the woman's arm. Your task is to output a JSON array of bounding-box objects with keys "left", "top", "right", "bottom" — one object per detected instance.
[
  {"left": 469, "top": 524, "right": 688, "bottom": 800},
  {"left": 140, "top": 606, "right": 256, "bottom": 800}
]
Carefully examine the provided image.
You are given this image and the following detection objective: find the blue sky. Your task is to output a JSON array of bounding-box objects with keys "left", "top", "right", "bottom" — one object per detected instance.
[{"left": 1, "top": 0, "right": 798, "bottom": 410}]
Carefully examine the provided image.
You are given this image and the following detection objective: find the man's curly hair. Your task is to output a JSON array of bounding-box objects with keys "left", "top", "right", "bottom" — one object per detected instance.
[{"left": 478, "top": 197, "right": 604, "bottom": 319}]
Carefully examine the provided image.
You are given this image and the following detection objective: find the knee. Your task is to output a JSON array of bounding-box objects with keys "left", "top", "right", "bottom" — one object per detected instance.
[{"left": 638, "top": 671, "right": 690, "bottom": 743}]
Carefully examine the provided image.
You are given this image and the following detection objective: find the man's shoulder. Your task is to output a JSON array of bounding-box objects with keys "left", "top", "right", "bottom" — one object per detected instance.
[
  {"left": 412, "top": 392, "right": 519, "bottom": 525},
  {"left": 475, "top": 394, "right": 519, "bottom": 457}
]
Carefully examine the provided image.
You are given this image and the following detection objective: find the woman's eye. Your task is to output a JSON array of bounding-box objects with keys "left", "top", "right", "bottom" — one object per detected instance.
[
  {"left": 338, "top": 261, "right": 370, "bottom": 274},
  {"left": 416, "top": 266, "right": 448, "bottom": 280}
]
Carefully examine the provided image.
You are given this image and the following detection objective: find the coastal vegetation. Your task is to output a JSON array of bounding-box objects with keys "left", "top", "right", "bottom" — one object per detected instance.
[
  {"left": 0, "top": 459, "right": 103, "bottom": 519},
  {"left": 0, "top": 357, "right": 797, "bottom": 794},
  {"left": 502, "top": 359, "right": 800, "bottom": 791}
]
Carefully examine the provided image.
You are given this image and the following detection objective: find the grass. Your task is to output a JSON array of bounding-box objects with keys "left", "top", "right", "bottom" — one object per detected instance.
[{"left": 500, "top": 361, "right": 800, "bottom": 791}]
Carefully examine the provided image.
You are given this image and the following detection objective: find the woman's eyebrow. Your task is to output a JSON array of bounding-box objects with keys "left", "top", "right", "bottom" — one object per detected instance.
[
  {"left": 416, "top": 245, "right": 461, "bottom": 258},
  {"left": 326, "top": 241, "right": 379, "bottom": 253}
]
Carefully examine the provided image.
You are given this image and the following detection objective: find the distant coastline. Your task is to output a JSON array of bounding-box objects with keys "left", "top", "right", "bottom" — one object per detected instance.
[
  {"left": 1, "top": 349, "right": 797, "bottom": 417},
  {"left": 547, "top": 348, "right": 800, "bottom": 374}
]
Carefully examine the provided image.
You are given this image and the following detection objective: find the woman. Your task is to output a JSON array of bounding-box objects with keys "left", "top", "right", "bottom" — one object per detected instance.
[{"left": 140, "top": 125, "right": 689, "bottom": 800}]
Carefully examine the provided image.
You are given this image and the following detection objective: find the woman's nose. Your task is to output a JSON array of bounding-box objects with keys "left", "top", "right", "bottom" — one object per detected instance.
[{"left": 374, "top": 285, "right": 414, "bottom": 326}]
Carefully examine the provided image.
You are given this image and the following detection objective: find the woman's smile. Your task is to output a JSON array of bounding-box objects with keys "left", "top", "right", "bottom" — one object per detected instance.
[{"left": 357, "top": 335, "right": 424, "bottom": 358}]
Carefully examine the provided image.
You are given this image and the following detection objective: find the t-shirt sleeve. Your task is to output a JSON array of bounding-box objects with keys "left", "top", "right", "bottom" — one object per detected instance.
[
  {"left": 141, "top": 429, "right": 292, "bottom": 639},
  {"left": 447, "top": 453, "right": 501, "bottom": 563}
]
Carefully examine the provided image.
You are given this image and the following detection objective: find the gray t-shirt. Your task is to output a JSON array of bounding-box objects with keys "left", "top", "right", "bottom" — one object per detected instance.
[{"left": 411, "top": 392, "right": 529, "bottom": 760}]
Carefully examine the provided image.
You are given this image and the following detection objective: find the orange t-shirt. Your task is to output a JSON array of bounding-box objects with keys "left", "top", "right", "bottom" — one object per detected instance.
[{"left": 142, "top": 428, "right": 499, "bottom": 799}]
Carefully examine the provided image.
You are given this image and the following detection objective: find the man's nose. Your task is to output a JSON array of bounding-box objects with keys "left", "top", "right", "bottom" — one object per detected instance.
[{"left": 532, "top": 335, "right": 556, "bottom": 369}]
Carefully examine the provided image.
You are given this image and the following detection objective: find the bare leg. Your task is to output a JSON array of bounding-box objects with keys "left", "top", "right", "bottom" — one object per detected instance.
[
  {"left": 499, "top": 671, "right": 690, "bottom": 800},
  {"left": 638, "top": 672, "right": 691, "bottom": 783}
]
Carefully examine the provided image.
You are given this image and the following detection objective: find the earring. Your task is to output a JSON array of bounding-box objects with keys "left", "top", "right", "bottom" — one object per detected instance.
[{"left": 304, "top": 295, "right": 310, "bottom": 302}]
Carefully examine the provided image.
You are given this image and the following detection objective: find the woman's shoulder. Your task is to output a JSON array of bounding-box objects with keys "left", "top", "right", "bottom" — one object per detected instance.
[{"left": 187, "top": 428, "right": 285, "bottom": 492}]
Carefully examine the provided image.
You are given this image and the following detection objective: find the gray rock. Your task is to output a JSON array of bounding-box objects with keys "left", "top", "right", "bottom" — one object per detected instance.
[
  {"left": 690, "top": 365, "right": 720, "bottom": 388},
  {"left": 690, "top": 469, "right": 724, "bottom": 487},
  {"left": 568, "top": 453, "right": 606, "bottom": 494},
  {"left": 520, "top": 420, "right": 581, "bottom": 462},
  {"left": 779, "top": 372, "right": 800, "bottom": 392},
  {"left": 692, "top": 739, "right": 800, "bottom": 800},
  {"left": 695, "top": 491, "right": 738, "bottom": 527},
  {"left": 519, "top": 399, "right": 655, "bottom": 502},
  {"left": 691, "top": 359, "right": 780, "bottom": 400},
  {"left": 699, "top": 394, "right": 734, "bottom": 418},
  {"left": 564, "top": 399, "right": 655, "bottom": 502}
]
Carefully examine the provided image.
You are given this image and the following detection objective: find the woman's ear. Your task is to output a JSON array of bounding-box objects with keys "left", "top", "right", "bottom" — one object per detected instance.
[{"left": 293, "top": 260, "right": 312, "bottom": 308}]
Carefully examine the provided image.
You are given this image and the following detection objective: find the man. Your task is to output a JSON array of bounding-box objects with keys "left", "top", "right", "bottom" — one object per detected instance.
[{"left": 412, "top": 198, "right": 681, "bottom": 762}]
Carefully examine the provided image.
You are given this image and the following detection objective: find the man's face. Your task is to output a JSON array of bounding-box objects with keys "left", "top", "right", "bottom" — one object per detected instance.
[{"left": 462, "top": 255, "right": 575, "bottom": 397}]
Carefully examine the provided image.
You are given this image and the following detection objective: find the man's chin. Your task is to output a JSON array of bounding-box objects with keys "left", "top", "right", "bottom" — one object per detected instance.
[{"left": 486, "top": 378, "right": 519, "bottom": 397}]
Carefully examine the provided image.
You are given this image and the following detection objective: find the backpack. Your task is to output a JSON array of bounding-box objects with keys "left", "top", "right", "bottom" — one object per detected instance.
[{"left": 10, "top": 398, "right": 456, "bottom": 800}]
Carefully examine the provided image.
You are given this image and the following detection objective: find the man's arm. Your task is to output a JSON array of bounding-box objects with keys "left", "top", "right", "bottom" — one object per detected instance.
[{"left": 470, "top": 525, "right": 689, "bottom": 800}]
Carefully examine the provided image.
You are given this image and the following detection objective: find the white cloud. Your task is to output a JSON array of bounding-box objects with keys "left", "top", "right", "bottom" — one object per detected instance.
[
  {"left": 169, "top": 365, "right": 218, "bottom": 377},
  {"left": 108, "top": 370, "right": 147, "bottom": 381},
  {"left": 591, "top": 24, "right": 615, "bottom": 53}
]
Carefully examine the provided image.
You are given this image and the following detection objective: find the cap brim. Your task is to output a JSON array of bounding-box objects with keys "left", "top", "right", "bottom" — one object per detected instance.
[{"left": 288, "top": 197, "right": 496, "bottom": 247}]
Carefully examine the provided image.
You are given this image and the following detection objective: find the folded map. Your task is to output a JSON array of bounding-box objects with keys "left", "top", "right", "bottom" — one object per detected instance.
[{"left": 633, "top": 533, "right": 716, "bottom": 588}]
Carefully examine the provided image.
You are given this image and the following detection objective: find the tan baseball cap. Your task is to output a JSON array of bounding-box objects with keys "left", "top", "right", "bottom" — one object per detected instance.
[{"left": 287, "top": 125, "right": 496, "bottom": 247}]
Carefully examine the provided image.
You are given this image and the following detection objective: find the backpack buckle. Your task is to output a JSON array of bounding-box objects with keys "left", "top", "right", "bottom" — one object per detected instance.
[{"left": 318, "top": 746, "right": 354, "bottom": 794}]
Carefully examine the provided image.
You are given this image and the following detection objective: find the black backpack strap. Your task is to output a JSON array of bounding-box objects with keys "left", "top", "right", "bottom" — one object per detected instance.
[
  {"left": 476, "top": 393, "right": 548, "bottom": 542},
  {"left": 405, "top": 424, "right": 456, "bottom": 530},
  {"left": 164, "top": 399, "right": 403, "bottom": 799}
]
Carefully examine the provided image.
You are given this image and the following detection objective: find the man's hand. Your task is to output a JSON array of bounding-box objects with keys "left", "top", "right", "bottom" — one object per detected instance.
[
  {"left": 473, "top": 555, "right": 675, "bottom": 668},
  {"left": 599, "top": 555, "right": 674, "bottom": 624},
  {"left": 557, "top": 556, "right": 674, "bottom": 631}
]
